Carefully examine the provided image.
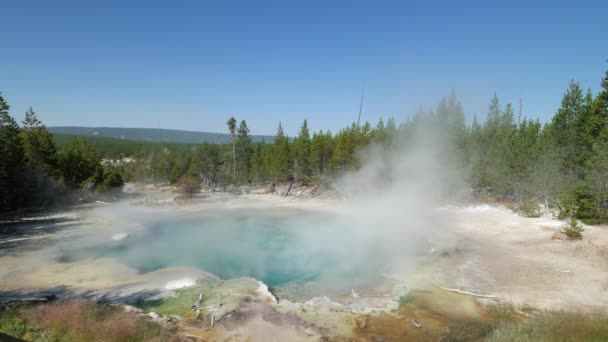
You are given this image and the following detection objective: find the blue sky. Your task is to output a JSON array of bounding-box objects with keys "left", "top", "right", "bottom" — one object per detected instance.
[{"left": 1, "top": 0, "right": 607, "bottom": 136}]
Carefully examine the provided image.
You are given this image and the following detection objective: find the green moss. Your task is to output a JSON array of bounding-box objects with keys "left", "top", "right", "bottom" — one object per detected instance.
[
  {"left": 0, "top": 306, "right": 54, "bottom": 341},
  {"left": 135, "top": 279, "right": 238, "bottom": 318}
]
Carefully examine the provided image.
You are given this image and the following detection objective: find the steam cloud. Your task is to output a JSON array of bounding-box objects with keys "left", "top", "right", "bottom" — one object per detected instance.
[{"left": 55, "top": 119, "right": 463, "bottom": 294}]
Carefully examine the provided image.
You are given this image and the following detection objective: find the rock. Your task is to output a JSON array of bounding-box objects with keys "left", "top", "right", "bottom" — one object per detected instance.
[
  {"left": 165, "top": 278, "right": 196, "bottom": 290},
  {"left": 112, "top": 233, "right": 130, "bottom": 241},
  {"left": 552, "top": 231, "right": 567, "bottom": 240},
  {"left": 148, "top": 312, "right": 160, "bottom": 319},
  {"left": 120, "top": 304, "right": 142, "bottom": 313}
]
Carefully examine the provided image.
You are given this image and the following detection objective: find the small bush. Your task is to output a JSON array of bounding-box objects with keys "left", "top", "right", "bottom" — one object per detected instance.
[
  {"left": 97, "top": 167, "right": 124, "bottom": 192},
  {"left": 519, "top": 200, "right": 542, "bottom": 218},
  {"left": 560, "top": 217, "right": 584, "bottom": 240},
  {"left": 177, "top": 176, "right": 200, "bottom": 198},
  {"left": 398, "top": 293, "right": 416, "bottom": 306}
]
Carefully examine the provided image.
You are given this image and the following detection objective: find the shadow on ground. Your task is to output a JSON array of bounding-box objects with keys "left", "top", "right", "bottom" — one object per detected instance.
[
  {"left": 0, "top": 217, "right": 81, "bottom": 256},
  {"left": 0, "top": 285, "right": 164, "bottom": 306}
]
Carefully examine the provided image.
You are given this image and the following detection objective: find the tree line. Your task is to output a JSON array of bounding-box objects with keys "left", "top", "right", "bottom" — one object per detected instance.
[
  {"left": 2, "top": 65, "right": 607, "bottom": 222},
  {"left": 117, "top": 115, "right": 399, "bottom": 188},
  {"left": 0, "top": 94, "right": 123, "bottom": 213},
  {"left": 118, "top": 67, "right": 608, "bottom": 223}
]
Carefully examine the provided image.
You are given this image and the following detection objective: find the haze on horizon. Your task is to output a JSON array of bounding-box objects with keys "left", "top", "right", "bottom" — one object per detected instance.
[{"left": 1, "top": 0, "right": 607, "bottom": 136}]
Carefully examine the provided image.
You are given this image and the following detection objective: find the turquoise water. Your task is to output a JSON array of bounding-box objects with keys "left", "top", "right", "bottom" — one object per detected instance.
[{"left": 59, "top": 214, "right": 388, "bottom": 288}]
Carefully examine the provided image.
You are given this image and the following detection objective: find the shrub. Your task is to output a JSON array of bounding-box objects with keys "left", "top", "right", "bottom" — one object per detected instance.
[
  {"left": 519, "top": 200, "right": 542, "bottom": 218},
  {"left": 177, "top": 176, "right": 200, "bottom": 198},
  {"left": 97, "top": 167, "right": 124, "bottom": 192},
  {"left": 398, "top": 293, "right": 416, "bottom": 306},
  {"left": 560, "top": 217, "right": 584, "bottom": 240},
  {"left": 557, "top": 181, "right": 601, "bottom": 224}
]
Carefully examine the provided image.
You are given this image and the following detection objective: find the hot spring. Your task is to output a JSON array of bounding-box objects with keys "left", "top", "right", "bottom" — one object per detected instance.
[{"left": 56, "top": 209, "right": 413, "bottom": 294}]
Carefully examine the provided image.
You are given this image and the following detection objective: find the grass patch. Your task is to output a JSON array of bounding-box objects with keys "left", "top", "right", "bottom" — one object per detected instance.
[
  {"left": 136, "top": 282, "right": 221, "bottom": 318},
  {"left": 0, "top": 301, "right": 176, "bottom": 342},
  {"left": 485, "top": 302, "right": 519, "bottom": 322},
  {"left": 443, "top": 304, "right": 608, "bottom": 342},
  {"left": 486, "top": 311, "right": 608, "bottom": 341},
  {"left": 135, "top": 279, "right": 255, "bottom": 318},
  {"left": 442, "top": 319, "right": 498, "bottom": 342}
]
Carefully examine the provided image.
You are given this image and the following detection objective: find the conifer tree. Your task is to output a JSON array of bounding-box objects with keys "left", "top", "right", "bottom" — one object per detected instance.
[
  {"left": 295, "top": 119, "right": 312, "bottom": 181},
  {"left": 0, "top": 94, "right": 26, "bottom": 211},
  {"left": 21, "top": 107, "right": 58, "bottom": 176},
  {"left": 272, "top": 122, "right": 291, "bottom": 181},
  {"left": 58, "top": 138, "right": 103, "bottom": 189},
  {"left": 586, "top": 126, "right": 608, "bottom": 219},
  {"left": 227, "top": 116, "right": 237, "bottom": 183},
  {"left": 236, "top": 120, "right": 252, "bottom": 184},
  {"left": 249, "top": 142, "right": 266, "bottom": 183}
]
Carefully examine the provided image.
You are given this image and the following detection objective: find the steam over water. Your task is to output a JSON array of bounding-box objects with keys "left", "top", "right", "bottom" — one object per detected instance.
[
  {"left": 56, "top": 122, "right": 454, "bottom": 294},
  {"left": 57, "top": 211, "right": 399, "bottom": 290}
]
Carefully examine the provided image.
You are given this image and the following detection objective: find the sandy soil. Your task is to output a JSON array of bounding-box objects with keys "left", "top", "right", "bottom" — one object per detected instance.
[{"left": 429, "top": 204, "right": 608, "bottom": 311}]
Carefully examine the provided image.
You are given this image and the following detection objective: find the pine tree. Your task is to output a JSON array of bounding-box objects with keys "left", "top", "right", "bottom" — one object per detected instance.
[
  {"left": 272, "top": 122, "right": 291, "bottom": 181},
  {"left": 373, "top": 118, "right": 387, "bottom": 143},
  {"left": 311, "top": 130, "right": 333, "bottom": 177},
  {"left": 227, "top": 116, "right": 237, "bottom": 183},
  {"left": 332, "top": 129, "right": 353, "bottom": 173},
  {"left": 586, "top": 126, "right": 608, "bottom": 219},
  {"left": 199, "top": 142, "right": 221, "bottom": 188},
  {"left": 0, "top": 93, "right": 26, "bottom": 211},
  {"left": 469, "top": 113, "right": 484, "bottom": 195},
  {"left": 551, "top": 81, "right": 586, "bottom": 183},
  {"left": 295, "top": 119, "right": 312, "bottom": 182},
  {"left": 249, "top": 142, "right": 265, "bottom": 183},
  {"left": 236, "top": 120, "right": 252, "bottom": 184},
  {"left": 20, "top": 107, "right": 58, "bottom": 176},
  {"left": 19, "top": 107, "right": 61, "bottom": 206},
  {"left": 480, "top": 95, "right": 503, "bottom": 196},
  {"left": 58, "top": 138, "right": 103, "bottom": 189}
]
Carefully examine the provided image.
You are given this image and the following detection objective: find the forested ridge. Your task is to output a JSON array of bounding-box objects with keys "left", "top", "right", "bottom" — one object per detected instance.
[
  {"left": 2, "top": 66, "right": 608, "bottom": 222},
  {"left": 48, "top": 126, "right": 276, "bottom": 144}
]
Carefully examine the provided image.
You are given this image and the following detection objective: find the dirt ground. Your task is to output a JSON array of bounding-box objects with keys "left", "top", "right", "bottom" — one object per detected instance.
[{"left": 431, "top": 204, "right": 608, "bottom": 311}]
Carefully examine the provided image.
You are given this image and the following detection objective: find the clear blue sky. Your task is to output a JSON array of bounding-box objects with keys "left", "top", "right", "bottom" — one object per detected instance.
[{"left": 1, "top": 0, "right": 607, "bottom": 136}]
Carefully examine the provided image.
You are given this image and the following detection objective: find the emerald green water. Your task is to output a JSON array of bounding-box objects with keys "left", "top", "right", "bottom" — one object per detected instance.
[{"left": 59, "top": 214, "right": 388, "bottom": 288}]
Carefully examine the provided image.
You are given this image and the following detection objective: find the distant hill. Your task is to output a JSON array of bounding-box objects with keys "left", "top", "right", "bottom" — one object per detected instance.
[
  {"left": 52, "top": 133, "right": 185, "bottom": 158},
  {"left": 48, "top": 126, "right": 275, "bottom": 144}
]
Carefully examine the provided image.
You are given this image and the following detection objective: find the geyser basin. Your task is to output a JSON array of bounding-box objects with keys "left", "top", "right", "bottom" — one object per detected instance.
[{"left": 58, "top": 212, "right": 392, "bottom": 291}]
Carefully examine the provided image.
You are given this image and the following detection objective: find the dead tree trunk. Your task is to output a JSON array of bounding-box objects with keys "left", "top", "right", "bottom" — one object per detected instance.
[
  {"left": 284, "top": 180, "right": 293, "bottom": 197},
  {"left": 309, "top": 183, "right": 320, "bottom": 198}
]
